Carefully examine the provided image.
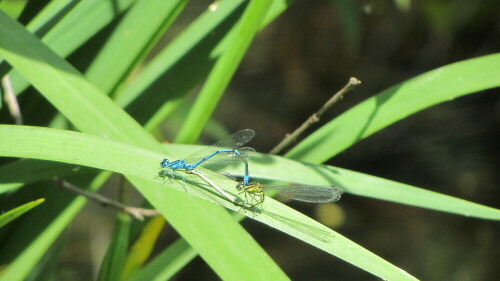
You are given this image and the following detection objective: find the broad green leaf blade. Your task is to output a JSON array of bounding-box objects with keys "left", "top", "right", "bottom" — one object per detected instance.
[
  {"left": 0, "top": 125, "right": 418, "bottom": 280},
  {"left": 287, "top": 53, "right": 500, "bottom": 162},
  {"left": 175, "top": 0, "right": 273, "bottom": 143},
  {"left": 85, "top": 0, "right": 187, "bottom": 94},
  {"left": 0, "top": 125, "right": 224, "bottom": 200},
  {"left": 0, "top": 198, "right": 44, "bottom": 228},
  {"left": 171, "top": 144, "right": 500, "bottom": 221},
  {"left": 0, "top": 12, "right": 287, "bottom": 280},
  {"left": 97, "top": 213, "right": 131, "bottom": 281}
]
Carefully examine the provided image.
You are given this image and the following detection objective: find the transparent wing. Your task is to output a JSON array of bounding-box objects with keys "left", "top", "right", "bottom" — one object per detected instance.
[
  {"left": 182, "top": 129, "right": 256, "bottom": 165},
  {"left": 199, "top": 147, "right": 255, "bottom": 168},
  {"left": 263, "top": 185, "right": 343, "bottom": 203},
  {"left": 210, "top": 129, "right": 255, "bottom": 149}
]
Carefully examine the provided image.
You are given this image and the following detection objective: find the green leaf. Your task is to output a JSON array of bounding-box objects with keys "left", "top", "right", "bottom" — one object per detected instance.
[
  {"left": 286, "top": 53, "right": 500, "bottom": 162},
  {"left": 0, "top": 198, "right": 44, "bottom": 228}
]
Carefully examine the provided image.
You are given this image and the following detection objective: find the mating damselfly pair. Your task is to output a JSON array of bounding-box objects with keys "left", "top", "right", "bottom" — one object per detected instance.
[{"left": 158, "top": 129, "right": 343, "bottom": 209}]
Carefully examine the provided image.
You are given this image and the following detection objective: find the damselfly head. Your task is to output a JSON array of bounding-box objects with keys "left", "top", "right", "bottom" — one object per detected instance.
[
  {"left": 236, "top": 182, "right": 245, "bottom": 190},
  {"left": 160, "top": 159, "right": 170, "bottom": 168}
]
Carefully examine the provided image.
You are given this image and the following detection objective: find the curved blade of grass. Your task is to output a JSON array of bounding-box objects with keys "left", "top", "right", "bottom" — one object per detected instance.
[
  {"left": 171, "top": 144, "right": 500, "bottom": 220},
  {"left": 0, "top": 12, "right": 287, "bottom": 281},
  {"left": 0, "top": 125, "right": 418, "bottom": 280},
  {"left": 0, "top": 198, "right": 45, "bottom": 228},
  {"left": 175, "top": 0, "right": 273, "bottom": 143},
  {"left": 287, "top": 53, "right": 500, "bottom": 162},
  {"left": 0, "top": 125, "right": 226, "bottom": 197},
  {"left": 85, "top": 0, "right": 187, "bottom": 95}
]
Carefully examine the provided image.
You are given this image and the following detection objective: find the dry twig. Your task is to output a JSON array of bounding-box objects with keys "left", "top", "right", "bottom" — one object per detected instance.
[
  {"left": 52, "top": 178, "right": 159, "bottom": 220},
  {"left": 269, "top": 77, "right": 361, "bottom": 154}
]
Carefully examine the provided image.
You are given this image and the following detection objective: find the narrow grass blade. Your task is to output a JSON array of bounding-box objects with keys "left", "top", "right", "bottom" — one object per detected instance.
[
  {"left": 0, "top": 198, "right": 45, "bottom": 228},
  {"left": 175, "top": 0, "right": 273, "bottom": 143}
]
